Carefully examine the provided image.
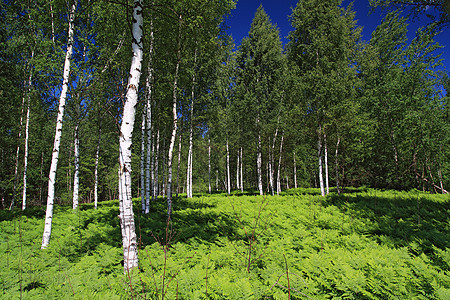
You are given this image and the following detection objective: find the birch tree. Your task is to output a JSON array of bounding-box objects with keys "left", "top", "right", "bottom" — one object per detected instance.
[
  {"left": 41, "top": 0, "right": 77, "bottom": 249},
  {"left": 288, "top": 0, "right": 360, "bottom": 194},
  {"left": 166, "top": 14, "right": 182, "bottom": 217},
  {"left": 72, "top": 123, "right": 80, "bottom": 210},
  {"left": 117, "top": 0, "right": 143, "bottom": 271}
]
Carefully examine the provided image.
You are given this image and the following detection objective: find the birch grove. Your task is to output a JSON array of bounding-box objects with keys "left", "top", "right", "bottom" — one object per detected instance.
[{"left": 1, "top": 0, "right": 447, "bottom": 225}]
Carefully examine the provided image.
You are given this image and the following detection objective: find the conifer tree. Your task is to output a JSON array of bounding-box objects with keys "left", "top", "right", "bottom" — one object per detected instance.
[{"left": 236, "top": 5, "right": 284, "bottom": 195}]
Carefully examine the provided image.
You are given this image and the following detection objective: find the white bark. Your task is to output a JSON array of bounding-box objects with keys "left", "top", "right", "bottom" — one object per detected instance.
[
  {"left": 50, "top": 3, "right": 55, "bottom": 44},
  {"left": 216, "top": 169, "right": 219, "bottom": 192},
  {"left": 187, "top": 134, "right": 192, "bottom": 198},
  {"left": 140, "top": 107, "right": 146, "bottom": 213},
  {"left": 324, "top": 133, "right": 329, "bottom": 195},
  {"left": 293, "top": 152, "right": 297, "bottom": 189},
  {"left": 268, "top": 147, "right": 273, "bottom": 195},
  {"left": 176, "top": 134, "right": 181, "bottom": 197},
  {"left": 22, "top": 60, "right": 33, "bottom": 210},
  {"left": 94, "top": 127, "right": 101, "bottom": 209},
  {"left": 438, "top": 168, "right": 444, "bottom": 194},
  {"left": 22, "top": 101, "right": 30, "bottom": 210},
  {"left": 240, "top": 147, "right": 243, "bottom": 192},
  {"left": 145, "top": 20, "right": 154, "bottom": 213},
  {"left": 72, "top": 124, "right": 80, "bottom": 210},
  {"left": 269, "top": 127, "right": 279, "bottom": 196},
  {"left": 318, "top": 125, "right": 325, "bottom": 197},
  {"left": 187, "top": 47, "right": 197, "bottom": 199},
  {"left": 153, "top": 129, "right": 159, "bottom": 201},
  {"left": 226, "top": 138, "right": 230, "bottom": 195},
  {"left": 236, "top": 149, "right": 240, "bottom": 190},
  {"left": 257, "top": 131, "right": 263, "bottom": 196},
  {"left": 286, "top": 173, "right": 289, "bottom": 190},
  {"left": 208, "top": 138, "right": 211, "bottom": 194},
  {"left": 335, "top": 136, "right": 340, "bottom": 194},
  {"left": 118, "top": 0, "right": 143, "bottom": 271},
  {"left": 11, "top": 89, "right": 26, "bottom": 210},
  {"left": 42, "top": 0, "right": 77, "bottom": 249},
  {"left": 276, "top": 134, "right": 284, "bottom": 195},
  {"left": 162, "top": 141, "right": 166, "bottom": 198},
  {"left": 167, "top": 17, "right": 182, "bottom": 216}
]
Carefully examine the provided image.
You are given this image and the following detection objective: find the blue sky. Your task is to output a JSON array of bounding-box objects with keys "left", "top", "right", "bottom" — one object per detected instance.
[{"left": 226, "top": 0, "right": 448, "bottom": 76}]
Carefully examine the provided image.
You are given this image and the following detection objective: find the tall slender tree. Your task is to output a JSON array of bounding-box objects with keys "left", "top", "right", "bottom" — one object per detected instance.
[
  {"left": 117, "top": 0, "right": 143, "bottom": 271},
  {"left": 235, "top": 5, "right": 284, "bottom": 195},
  {"left": 41, "top": 0, "right": 77, "bottom": 249}
]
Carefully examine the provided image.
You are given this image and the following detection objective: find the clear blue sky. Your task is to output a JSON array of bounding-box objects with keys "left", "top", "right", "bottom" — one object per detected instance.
[{"left": 226, "top": 0, "right": 448, "bottom": 77}]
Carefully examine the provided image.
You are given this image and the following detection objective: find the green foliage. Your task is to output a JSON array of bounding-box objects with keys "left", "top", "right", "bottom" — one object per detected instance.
[{"left": 1, "top": 190, "right": 449, "bottom": 298}]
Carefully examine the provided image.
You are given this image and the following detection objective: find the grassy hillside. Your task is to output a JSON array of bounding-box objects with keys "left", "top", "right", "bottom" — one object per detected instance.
[{"left": 1, "top": 189, "right": 449, "bottom": 299}]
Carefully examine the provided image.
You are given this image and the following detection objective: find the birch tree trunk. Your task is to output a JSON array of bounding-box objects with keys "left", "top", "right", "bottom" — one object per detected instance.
[
  {"left": 286, "top": 173, "right": 289, "bottom": 189},
  {"left": 268, "top": 152, "right": 273, "bottom": 195},
  {"left": 257, "top": 132, "right": 263, "bottom": 196},
  {"left": 269, "top": 128, "right": 279, "bottom": 196},
  {"left": 145, "top": 102, "right": 152, "bottom": 213},
  {"left": 293, "top": 152, "right": 297, "bottom": 189},
  {"left": 162, "top": 141, "right": 166, "bottom": 198},
  {"left": 276, "top": 134, "right": 284, "bottom": 195},
  {"left": 186, "top": 135, "right": 191, "bottom": 197},
  {"left": 256, "top": 115, "right": 263, "bottom": 195},
  {"left": 216, "top": 169, "right": 218, "bottom": 192},
  {"left": 22, "top": 60, "right": 33, "bottom": 210},
  {"left": 318, "top": 125, "right": 325, "bottom": 197},
  {"left": 72, "top": 123, "right": 80, "bottom": 210},
  {"left": 226, "top": 138, "right": 231, "bottom": 195},
  {"left": 176, "top": 134, "right": 181, "bottom": 198},
  {"left": 153, "top": 129, "right": 159, "bottom": 201},
  {"left": 438, "top": 168, "right": 444, "bottom": 194},
  {"left": 10, "top": 90, "right": 25, "bottom": 210},
  {"left": 140, "top": 107, "right": 146, "bottom": 213},
  {"left": 335, "top": 137, "right": 340, "bottom": 194},
  {"left": 208, "top": 138, "right": 211, "bottom": 194},
  {"left": 167, "top": 16, "right": 182, "bottom": 217},
  {"left": 236, "top": 150, "right": 240, "bottom": 190},
  {"left": 324, "top": 133, "right": 329, "bottom": 195},
  {"left": 117, "top": 0, "right": 143, "bottom": 271},
  {"left": 240, "top": 147, "right": 244, "bottom": 192},
  {"left": 94, "top": 126, "right": 101, "bottom": 209},
  {"left": 187, "top": 138, "right": 192, "bottom": 198},
  {"left": 22, "top": 99, "right": 30, "bottom": 210},
  {"left": 50, "top": 3, "right": 55, "bottom": 44},
  {"left": 145, "top": 16, "right": 154, "bottom": 214},
  {"left": 41, "top": 0, "right": 77, "bottom": 249},
  {"left": 186, "top": 47, "right": 197, "bottom": 199}
]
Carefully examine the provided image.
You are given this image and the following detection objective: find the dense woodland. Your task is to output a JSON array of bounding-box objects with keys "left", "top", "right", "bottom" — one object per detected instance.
[{"left": 1, "top": 0, "right": 449, "bottom": 278}]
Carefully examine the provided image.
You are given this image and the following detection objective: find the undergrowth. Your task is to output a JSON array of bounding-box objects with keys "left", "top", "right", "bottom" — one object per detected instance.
[{"left": 0, "top": 189, "right": 449, "bottom": 299}]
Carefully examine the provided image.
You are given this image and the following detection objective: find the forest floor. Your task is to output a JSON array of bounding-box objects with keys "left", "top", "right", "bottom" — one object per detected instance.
[{"left": 1, "top": 188, "right": 449, "bottom": 299}]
